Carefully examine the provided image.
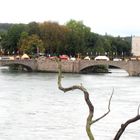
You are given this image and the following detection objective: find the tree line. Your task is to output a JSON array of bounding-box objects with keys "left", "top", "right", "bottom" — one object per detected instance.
[{"left": 0, "top": 20, "right": 131, "bottom": 59}]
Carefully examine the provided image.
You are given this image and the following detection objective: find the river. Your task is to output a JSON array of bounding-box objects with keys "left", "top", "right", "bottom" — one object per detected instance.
[{"left": 0, "top": 67, "right": 140, "bottom": 140}]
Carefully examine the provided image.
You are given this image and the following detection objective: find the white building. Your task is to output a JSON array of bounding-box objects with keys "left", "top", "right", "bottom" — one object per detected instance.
[{"left": 131, "top": 36, "right": 140, "bottom": 56}]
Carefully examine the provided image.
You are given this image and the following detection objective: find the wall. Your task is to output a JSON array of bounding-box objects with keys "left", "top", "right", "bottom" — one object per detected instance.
[
  {"left": 127, "top": 61, "right": 140, "bottom": 76},
  {"left": 131, "top": 36, "right": 140, "bottom": 56},
  {"left": 37, "top": 58, "right": 80, "bottom": 73}
]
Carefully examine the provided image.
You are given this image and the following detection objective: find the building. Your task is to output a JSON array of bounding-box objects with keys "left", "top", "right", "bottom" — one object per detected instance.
[{"left": 131, "top": 36, "right": 140, "bottom": 56}]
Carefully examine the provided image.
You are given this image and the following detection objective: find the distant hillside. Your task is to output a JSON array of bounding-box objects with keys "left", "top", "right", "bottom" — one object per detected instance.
[{"left": 0, "top": 23, "right": 13, "bottom": 32}]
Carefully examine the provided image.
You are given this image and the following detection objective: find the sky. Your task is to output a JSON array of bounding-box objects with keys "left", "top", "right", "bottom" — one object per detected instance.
[{"left": 0, "top": 0, "right": 140, "bottom": 37}]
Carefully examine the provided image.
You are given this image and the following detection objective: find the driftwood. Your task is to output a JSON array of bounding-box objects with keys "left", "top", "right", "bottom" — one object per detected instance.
[
  {"left": 56, "top": 59, "right": 140, "bottom": 140},
  {"left": 113, "top": 105, "right": 140, "bottom": 140},
  {"left": 56, "top": 59, "right": 113, "bottom": 140}
]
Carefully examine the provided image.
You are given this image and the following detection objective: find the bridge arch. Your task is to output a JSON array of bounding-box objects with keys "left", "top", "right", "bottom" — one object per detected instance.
[
  {"left": 1, "top": 63, "right": 33, "bottom": 71},
  {"left": 79, "top": 60, "right": 130, "bottom": 74},
  {"left": 0, "top": 60, "right": 38, "bottom": 71}
]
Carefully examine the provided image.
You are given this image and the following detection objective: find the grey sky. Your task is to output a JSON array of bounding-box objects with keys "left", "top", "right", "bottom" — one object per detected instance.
[{"left": 0, "top": 0, "right": 140, "bottom": 36}]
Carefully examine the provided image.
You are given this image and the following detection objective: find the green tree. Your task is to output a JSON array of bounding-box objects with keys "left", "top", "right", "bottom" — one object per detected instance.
[
  {"left": 66, "top": 20, "right": 91, "bottom": 56},
  {"left": 103, "top": 37, "right": 112, "bottom": 53},
  {"left": 94, "top": 38, "right": 105, "bottom": 55},
  {"left": 110, "top": 36, "right": 131, "bottom": 57},
  {"left": 20, "top": 34, "right": 44, "bottom": 56},
  {"left": 0, "top": 21, "right": 131, "bottom": 57},
  {"left": 27, "top": 22, "right": 40, "bottom": 36},
  {"left": 1, "top": 24, "right": 27, "bottom": 54},
  {"left": 39, "top": 21, "right": 69, "bottom": 56}
]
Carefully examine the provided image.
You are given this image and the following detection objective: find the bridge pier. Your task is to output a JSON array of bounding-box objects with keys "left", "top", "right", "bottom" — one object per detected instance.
[{"left": 127, "top": 61, "right": 140, "bottom": 76}]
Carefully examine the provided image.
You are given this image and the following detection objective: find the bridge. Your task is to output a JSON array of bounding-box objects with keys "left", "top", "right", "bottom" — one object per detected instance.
[{"left": 0, "top": 58, "right": 140, "bottom": 76}]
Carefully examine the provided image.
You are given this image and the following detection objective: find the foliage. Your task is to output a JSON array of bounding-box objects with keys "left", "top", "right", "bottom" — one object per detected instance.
[
  {"left": 66, "top": 20, "right": 91, "bottom": 56},
  {"left": 39, "top": 21, "right": 69, "bottom": 56},
  {"left": 1, "top": 24, "right": 28, "bottom": 54},
  {"left": 0, "top": 21, "right": 131, "bottom": 57},
  {"left": 27, "top": 22, "right": 40, "bottom": 36},
  {"left": 20, "top": 34, "right": 44, "bottom": 56}
]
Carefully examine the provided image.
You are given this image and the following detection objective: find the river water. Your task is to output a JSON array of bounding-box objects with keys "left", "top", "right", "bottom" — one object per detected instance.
[{"left": 0, "top": 67, "right": 140, "bottom": 140}]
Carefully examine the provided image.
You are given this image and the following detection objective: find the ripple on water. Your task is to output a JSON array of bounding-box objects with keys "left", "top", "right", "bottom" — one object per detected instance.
[{"left": 0, "top": 69, "right": 139, "bottom": 140}]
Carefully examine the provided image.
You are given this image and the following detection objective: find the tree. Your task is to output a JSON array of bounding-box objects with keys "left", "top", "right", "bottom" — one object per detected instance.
[
  {"left": 27, "top": 22, "right": 40, "bottom": 36},
  {"left": 20, "top": 34, "right": 44, "bottom": 56},
  {"left": 0, "top": 21, "right": 131, "bottom": 57},
  {"left": 111, "top": 36, "right": 131, "bottom": 57},
  {"left": 103, "top": 37, "right": 112, "bottom": 54},
  {"left": 66, "top": 20, "right": 91, "bottom": 56},
  {"left": 39, "top": 21, "right": 69, "bottom": 56},
  {"left": 1, "top": 24, "right": 27, "bottom": 54},
  {"left": 94, "top": 38, "right": 105, "bottom": 55}
]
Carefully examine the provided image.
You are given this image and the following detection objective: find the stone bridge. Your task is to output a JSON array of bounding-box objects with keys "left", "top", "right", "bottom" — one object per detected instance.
[{"left": 0, "top": 58, "right": 140, "bottom": 76}]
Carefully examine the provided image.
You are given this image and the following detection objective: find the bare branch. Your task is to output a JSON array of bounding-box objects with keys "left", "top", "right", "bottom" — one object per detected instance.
[
  {"left": 56, "top": 59, "right": 114, "bottom": 140},
  {"left": 91, "top": 89, "right": 114, "bottom": 124},
  {"left": 56, "top": 59, "right": 95, "bottom": 140},
  {"left": 56, "top": 58, "right": 87, "bottom": 92},
  {"left": 114, "top": 104, "right": 140, "bottom": 140}
]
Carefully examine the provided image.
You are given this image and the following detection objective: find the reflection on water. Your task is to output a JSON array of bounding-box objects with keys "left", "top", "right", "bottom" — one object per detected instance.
[{"left": 0, "top": 68, "right": 140, "bottom": 140}]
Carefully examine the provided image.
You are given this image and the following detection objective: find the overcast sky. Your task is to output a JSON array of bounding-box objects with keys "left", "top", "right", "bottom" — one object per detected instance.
[{"left": 0, "top": 0, "right": 140, "bottom": 36}]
